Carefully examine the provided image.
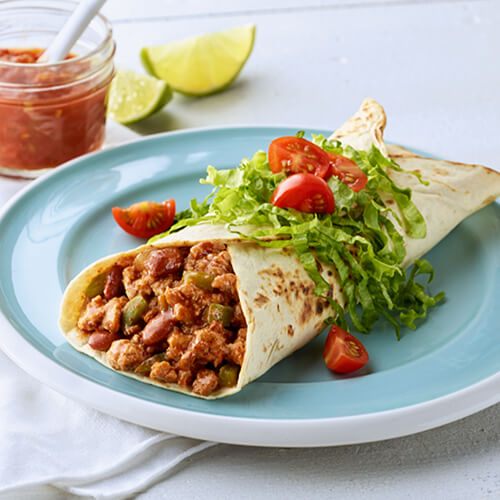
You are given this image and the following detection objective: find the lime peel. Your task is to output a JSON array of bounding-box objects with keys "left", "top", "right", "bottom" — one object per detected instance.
[{"left": 141, "top": 24, "right": 256, "bottom": 97}]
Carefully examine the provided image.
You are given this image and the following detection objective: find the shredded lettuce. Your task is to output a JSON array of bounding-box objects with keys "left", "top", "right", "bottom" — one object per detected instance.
[{"left": 151, "top": 136, "right": 444, "bottom": 338}]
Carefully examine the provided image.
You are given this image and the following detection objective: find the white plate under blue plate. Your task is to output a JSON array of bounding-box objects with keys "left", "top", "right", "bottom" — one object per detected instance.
[{"left": 0, "top": 126, "right": 499, "bottom": 447}]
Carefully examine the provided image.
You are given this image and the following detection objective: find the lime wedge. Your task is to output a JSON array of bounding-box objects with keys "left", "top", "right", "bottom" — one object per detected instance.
[
  {"left": 140, "top": 24, "right": 256, "bottom": 97},
  {"left": 107, "top": 69, "right": 173, "bottom": 124}
]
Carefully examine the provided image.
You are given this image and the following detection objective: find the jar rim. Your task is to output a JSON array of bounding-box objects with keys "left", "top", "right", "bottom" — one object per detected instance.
[{"left": 0, "top": 1, "right": 113, "bottom": 70}]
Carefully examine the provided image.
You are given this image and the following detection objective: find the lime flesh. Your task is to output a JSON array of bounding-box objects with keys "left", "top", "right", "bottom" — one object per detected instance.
[
  {"left": 107, "top": 69, "right": 173, "bottom": 124},
  {"left": 141, "top": 24, "right": 256, "bottom": 97}
]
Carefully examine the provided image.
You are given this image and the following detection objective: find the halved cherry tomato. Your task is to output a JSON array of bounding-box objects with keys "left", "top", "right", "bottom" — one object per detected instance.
[
  {"left": 112, "top": 199, "right": 176, "bottom": 239},
  {"left": 268, "top": 136, "right": 330, "bottom": 178},
  {"left": 327, "top": 152, "right": 368, "bottom": 192},
  {"left": 323, "top": 325, "right": 369, "bottom": 373},
  {"left": 271, "top": 173, "right": 335, "bottom": 214}
]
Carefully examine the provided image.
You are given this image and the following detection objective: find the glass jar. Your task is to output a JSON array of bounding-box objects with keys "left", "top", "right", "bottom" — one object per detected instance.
[{"left": 0, "top": 1, "right": 115, "bottom": 178}]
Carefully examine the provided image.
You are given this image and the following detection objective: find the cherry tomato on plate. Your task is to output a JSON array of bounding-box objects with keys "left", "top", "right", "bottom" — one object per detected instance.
[
  {"left": 323, "top": 325, "right": 369, "bottom": 373},
  {"left": 268, "top": 136, "right": 331, "bottom": 178},
  {"left": 112, "top": 199, "right": 176, "bottom": 239},
  {"left": 271, "top": 173, "right": 335, "bottom": 214},
  {"left": 327, "top": 152, "right": 368, "bottom": 192}
]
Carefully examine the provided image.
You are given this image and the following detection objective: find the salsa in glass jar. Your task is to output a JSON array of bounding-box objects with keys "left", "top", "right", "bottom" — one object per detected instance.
[{"left": 0, "top": 2, "right": 115, "bottom": 178}]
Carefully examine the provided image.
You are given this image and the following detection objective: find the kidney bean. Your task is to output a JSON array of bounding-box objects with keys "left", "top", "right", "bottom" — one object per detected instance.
[
  {"left": 104, "top": 265, "right": 124, "bottom": 300},
  {"left": 142, "top": 310, "right": 175, "bottom": 345},
  {"left": 88, "top": 331, "right": 121, "bottom": 351},
  {"left": 144, "top": 248, "right": 185, "bottom": 279}
]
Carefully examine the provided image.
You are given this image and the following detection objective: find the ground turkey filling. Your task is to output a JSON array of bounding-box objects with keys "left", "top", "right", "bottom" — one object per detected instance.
[{"left": 76, "top": 241, "right": 247, "bottom": 396}]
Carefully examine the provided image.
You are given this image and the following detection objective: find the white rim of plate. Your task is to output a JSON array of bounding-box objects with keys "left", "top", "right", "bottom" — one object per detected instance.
[{"left": 0, "top": 125, "right": 498, "bottom": 447}]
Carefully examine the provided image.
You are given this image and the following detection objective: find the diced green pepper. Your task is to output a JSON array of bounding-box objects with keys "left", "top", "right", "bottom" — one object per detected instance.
[
  {"left": 207, "top": 303, "right": 233, "bottom": 327},
  {"left": 122, "top": 295, "right": 148, "bottom": 327},
  {"left": 85, "top": 272, "right": 107, "bottom": 298},
  {"left": 134, "top": 353, "right": 166, "bottom": 375},
  {"left": 184, "top": 271, "right": 215, "bottom": 290},
  {"left": 218, "top": 364, "right": 240, "bottom": 387}
]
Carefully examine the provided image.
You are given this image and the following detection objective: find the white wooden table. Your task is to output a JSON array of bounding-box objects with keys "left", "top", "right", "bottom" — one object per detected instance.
[{"left": 1, "top": 1, "right": 499, "bottom": 498}]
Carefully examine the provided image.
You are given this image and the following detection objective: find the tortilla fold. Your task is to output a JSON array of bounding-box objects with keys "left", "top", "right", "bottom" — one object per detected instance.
[{"left": 330, "top": 98, "right": 500, "bottom": 267}]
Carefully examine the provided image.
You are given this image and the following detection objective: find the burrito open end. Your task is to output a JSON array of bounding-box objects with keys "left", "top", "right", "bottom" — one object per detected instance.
[
  {"left": 60, "top": 223, "right": 342, "bottom": 399},
  {"left": 75, "top": 242, "right": 246, "bottom": 397}
]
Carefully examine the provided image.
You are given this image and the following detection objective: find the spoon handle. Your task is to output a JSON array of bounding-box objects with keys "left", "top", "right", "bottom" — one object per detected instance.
[{"left": 39, "top": 0, "right": 107, "bottom": 63}]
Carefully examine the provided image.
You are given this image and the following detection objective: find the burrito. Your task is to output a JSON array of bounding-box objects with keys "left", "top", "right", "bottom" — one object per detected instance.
[{"left": 59, "top": 99, "right": 500, "bottom": 399}]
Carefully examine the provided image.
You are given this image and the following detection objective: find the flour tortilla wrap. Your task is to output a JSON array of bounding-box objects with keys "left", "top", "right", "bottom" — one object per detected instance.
[
  {"left": 59, "top": 99, "right": 500, "bottom": 399},
  {"left": 60, "top": 224, "right": 343, "bottom": 399}
]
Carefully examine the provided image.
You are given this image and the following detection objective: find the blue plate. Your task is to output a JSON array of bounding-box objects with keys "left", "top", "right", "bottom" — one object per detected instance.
[{"left": 0, "top": 126, "right": 499, "bottom": 446}]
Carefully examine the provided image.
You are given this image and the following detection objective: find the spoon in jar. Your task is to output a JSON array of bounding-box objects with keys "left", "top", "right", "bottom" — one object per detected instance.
[{"left": 38, "top": 0, "right": 107, "bottom": 63}]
